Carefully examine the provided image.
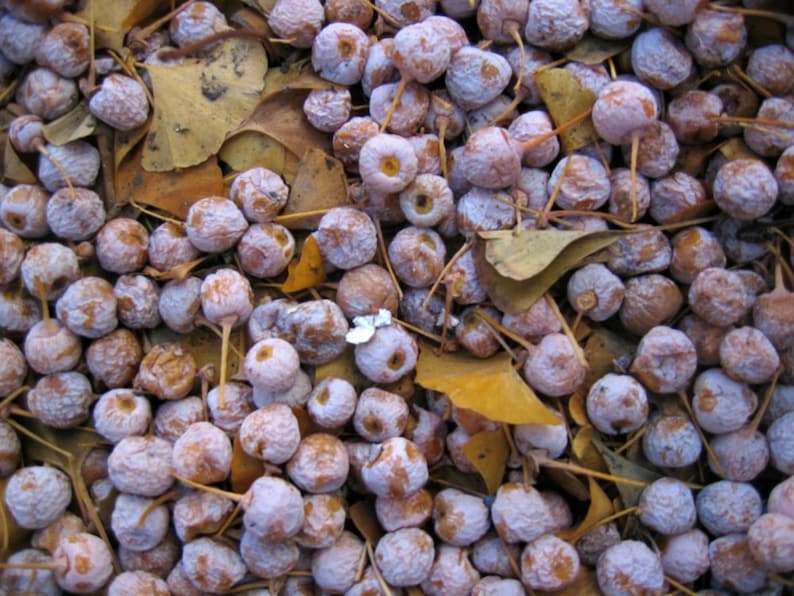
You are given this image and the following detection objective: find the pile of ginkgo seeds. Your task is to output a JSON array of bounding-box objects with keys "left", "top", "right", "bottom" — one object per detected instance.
[{"left": 0, "top": 0, "right": 794, "bottom": 593}]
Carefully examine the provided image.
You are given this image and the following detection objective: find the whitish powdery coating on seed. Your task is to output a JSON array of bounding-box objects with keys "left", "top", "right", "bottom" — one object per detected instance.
[
  {"left": 108, "top": 435, "right": 174, "bottom": 497},
  {"left": 5, "top": 466, "right": 71, "bottom": 529},
  {"left": 53, "top": 532, "right": 114, "bottom": 593},
  {"left": 596, "top": 540, "right": 664, "bottom": 596},
  {"left": 491, "top": 482, "right": 553, "bottom": 543},
  {"left": 242, "top": 476, "right": 304, "bottom": 541},
  {"left": 312, "top": 531, "right": 366, "bottom": 592},
  {"left": 375, "top": 527, "right": 435, "bottom": 587},
  {"left": 172, "top": 422, "right": 232, "bottom": 484},
  {"left": 521, "top": 534, "right": 580, "bottom": 591},
  {"left": 638, "top": 477, "right": 696, "bottom": 536}
]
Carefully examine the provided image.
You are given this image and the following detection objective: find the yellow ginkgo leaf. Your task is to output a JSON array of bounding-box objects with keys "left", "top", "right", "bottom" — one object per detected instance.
[
  {"left": 463, "top": 429, "right": 509, "bottom": 495},
  {"left": 281, "top": 234, "right": 326, "bottom": 293},
  {"left": 557, "top": 476, "right": 614, "bottom": 542},
  {"left": 143, "top": 37, "right": 267, "bottom": 172},
  {"left": 534, "top": 68, "right": 598, "bottom": 153},
  {"left": 415, "top": 345, "right": 559, "bottom": 426}
]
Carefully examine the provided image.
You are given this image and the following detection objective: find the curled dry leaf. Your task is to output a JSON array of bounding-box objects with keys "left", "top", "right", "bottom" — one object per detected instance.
[
  {"left": 143, "top": 37, "right": 268, "bottom": 171},
  {"left": 463, "top": 429, "right": 509, "bottom": 495},
  {"left": 42, "top": 102, "right": 97, "bottom": 146},
  {"left": 474, "top": 230, "right": 629, "bottom": 314},
  {"left": 415, "top": 344, "right": 558, "bottom": 426},
  {"left": 281, "top": 234, "right": 326, "bottom": 293},
  {"left": 534, "top": 68, "right": 598, "bottom": 153},
  {"left": 571, "top": 426, "right": 607, "bottom": 473},
  {"left": 557, "top": 476, "right": 614, "bottom": 542}
]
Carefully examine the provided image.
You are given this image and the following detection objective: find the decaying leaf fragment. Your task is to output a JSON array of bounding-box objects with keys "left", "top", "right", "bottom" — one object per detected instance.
[
  {"left": 463, "top": 429, "right": 509, "bottom": 495},
  {"left": 475, "top": 229, "right": 629, "bottom": 314},
  {"left": 415, "top": 345, "right": 559, "bottom": 425},
  {"left": 143, "top": 37, "right": 268, "bottom": 171},
  {"left": 281, "top": 234, "right": 326, "bottom": 293},
  {"left": 534, "top": 68, "right": 597, "bottom": 153}
]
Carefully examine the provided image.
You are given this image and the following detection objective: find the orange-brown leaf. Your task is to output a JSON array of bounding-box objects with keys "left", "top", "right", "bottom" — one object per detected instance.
[
  {"left": 463, "top": 429, "right": 509, "bottom": 495},
  {"left": 278, "top": 148, "right": 350, "bottom": 229},
  {"left": 281, "top": 234, "right": 326, "bottom": 293},
  {"left": 349, "top": 500, "right": 382, "bottom": 544},
  {"left": 230, "top": 432, "right": 265, "bottom": 494},
  {"left": 115, "top": 141, "right": 224, "bottom": 218}
]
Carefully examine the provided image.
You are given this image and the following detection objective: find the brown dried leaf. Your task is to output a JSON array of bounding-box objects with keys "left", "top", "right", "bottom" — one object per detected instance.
[
  {"left": 564, "top": 34, "right": 630, "bottom": 65},
  {"left": 463, "top": 429, "right": 509, "bottom": 495},
  {"left": 583, "top": 328, "right": 636, "bottom": 389},
  {"left": 115, "top": 141, "right": 224, "bottom": 218},
  {"left": 349, "top": 500, "right": 382, "bottom": 544},
  {"left": 2, "top": 136, "right": 37, "bottom": 185},
  {"left": 558, "top": 476, "right": 614, "bottom": 542},
  {"left": 534, "top": 68, "right": 597, "bottom": 153},
  {"left": 592, "top": 438, "right": 660, "bottom": 508},
  {"left": 415, "top": 345, "right": 559, "bottom": 425},
  {"left": 279, "top": 148, "right": 350, "bottom": 229},
  {"left": 281, "top": 234, "right": 326, "bottom": 293},
  {"left": 231, "top": 432, "right": 265, "bottom": 494},
  {"left": 230, "top": 91, "right": 332, "bottom": 162},
  {"left": 143, "top": 37, "right": 268, "bottom": 172},
  {"left": 219, "top": 131, "right": 290, "bottom": 176},
  {"left": 719, "top": 137, "right": 758, "bottom": 161},
  {"left": 42, "top": 101, "right": 96, "bottom": 146},
  {"left": 676, "top": 140, "right": 721, "bottom": 177},
  {"left": 260, "top": 60, "right": 336, "bottom": 102},
  {"left": 114, "top": 120, "right": 151, "bottom": 169}
]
